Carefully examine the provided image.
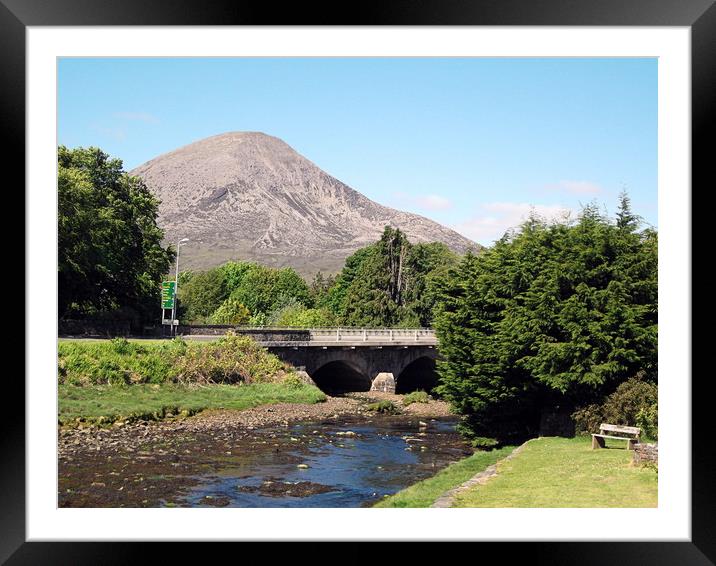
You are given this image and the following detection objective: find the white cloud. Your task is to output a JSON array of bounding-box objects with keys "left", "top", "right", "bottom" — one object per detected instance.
[
  {"left": 414, "top": 194, "right": 452, "bottom": 210},
  {"left": 546, "top": 180, "right": 603, "bottom": 196},
  {"left": 452, "top": 202, "right": 575, "bottom": 245}
]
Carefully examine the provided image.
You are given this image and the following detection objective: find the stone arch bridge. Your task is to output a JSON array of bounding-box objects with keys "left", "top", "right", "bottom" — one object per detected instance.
[{"left": 182, "top": 327, "right": 438, "bottom": 394}]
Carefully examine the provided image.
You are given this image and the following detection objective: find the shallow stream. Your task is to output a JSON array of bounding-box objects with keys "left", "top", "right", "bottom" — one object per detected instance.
[{"left": 179, "top": 416, "right": 472, "bottom": 508}]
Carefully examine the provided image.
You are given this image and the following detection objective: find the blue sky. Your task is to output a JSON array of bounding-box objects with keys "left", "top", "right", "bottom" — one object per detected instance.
[{"left": 58, "top": 57, "right": 657, "bottom": 245}]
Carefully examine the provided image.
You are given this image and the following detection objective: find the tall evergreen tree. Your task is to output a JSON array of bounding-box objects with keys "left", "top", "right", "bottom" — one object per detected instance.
[{"left": 434, "top": 196, "right": 657, "bottom": 442}]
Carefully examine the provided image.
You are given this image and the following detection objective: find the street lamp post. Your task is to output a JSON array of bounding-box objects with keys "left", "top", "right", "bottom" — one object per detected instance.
[{"left": 171, "top": 238, "right": 189, "bottom": 337}]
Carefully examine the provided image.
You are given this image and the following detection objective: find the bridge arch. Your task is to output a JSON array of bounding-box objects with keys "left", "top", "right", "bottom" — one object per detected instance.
[
  {"left": 311, "top": 359, "right": 372, "bottom": 395},
  {"left": 395, "top": 356, "right": 439, "bottom": 394}
]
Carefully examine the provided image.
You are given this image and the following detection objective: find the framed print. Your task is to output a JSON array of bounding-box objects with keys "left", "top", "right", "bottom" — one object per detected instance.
[{"left": 5, "top": 0, "right": 712, "bottom": 562}]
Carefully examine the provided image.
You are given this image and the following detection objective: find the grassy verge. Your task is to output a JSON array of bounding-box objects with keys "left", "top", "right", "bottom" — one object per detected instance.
[
  {"left": 58, "top": 335, "right": 292, "bottom": 386},
  {"left": 59, "top": 338, "right": 170, "bottom": 344},
  {"left": 59, "top": 382, "right": 326, "bottom": 427},
  {"left": 453, "top": 436, "right": 657, "bottom": 508},
  {"left": 58, "top": 335, "right": 327, "bottom": 427},
  {"left": 374, "top": 445, "right": 515, "bottom": 507}
]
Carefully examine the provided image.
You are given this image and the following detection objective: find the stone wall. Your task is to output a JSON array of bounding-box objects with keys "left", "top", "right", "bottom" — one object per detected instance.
[
  {"left": 58, "top": 319, "right": 132, "bottom": 337},
  {"left": 633, "top": 443, "right": 658, "bottom": 465},
  {"left": 176, "top": 326, "right": 310, "bottom": 342}
]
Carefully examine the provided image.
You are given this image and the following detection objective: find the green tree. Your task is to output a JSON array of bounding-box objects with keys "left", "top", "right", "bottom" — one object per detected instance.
[
  {"left": 323, "top": 246, "right": 374, "bottom": 316},
  {"left": 178, "top": 268, "right": 228, "bottom": 322},
  {"left": 58, "top": 146, "right": 173, "bottom": 321},
  {"left": 333, "top": 227, "right": 459, "bottom": 328},
  {"left": 404, "top": 242, "right": 459, "bottom": 326},
  {"left": 218, "top": 261, "right": 254, "bottom": 294},
  {"left": 269, "top": 303, "right": 336, "bottom": 328},
  {"left": 229, "top": 264, "right": 311, "bottom": 316},
  {"left": 309, "top": 271, "right": 336, "bottom": 308},
  {"left": 435, "top": 198, "right": 657, "bottom": 442},
  {"left": 342, "top": 227, "right": 411, "bottom": 326},
  {"left": 211, "top": 298, "right": 251, "bottom": 325}
]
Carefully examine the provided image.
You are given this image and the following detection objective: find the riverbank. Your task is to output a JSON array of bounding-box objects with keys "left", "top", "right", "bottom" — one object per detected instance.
[
  {"left": 377, "top": 435, "right": 658, "bottom": 508},
  {"left": 374, "top": 445, "right": 515, "bottom": 507},
  {"left": 58, "top": 392, "right": 457, "bottom": 507},
  {"left": 59, "top": 383, "right": 328, "bottom": 427},
  {"left": 452, "top": 436, "right": 657, "bottom": 507}
]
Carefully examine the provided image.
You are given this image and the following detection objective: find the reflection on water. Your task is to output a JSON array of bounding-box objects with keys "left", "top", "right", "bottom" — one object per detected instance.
[{"left": 181, "top": 417, "right": 472, "bottom": 508}]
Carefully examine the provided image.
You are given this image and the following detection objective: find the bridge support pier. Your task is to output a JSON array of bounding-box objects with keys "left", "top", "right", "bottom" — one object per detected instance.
[{"left": 370, "top": 372, "right": 396, "bottom": 394}]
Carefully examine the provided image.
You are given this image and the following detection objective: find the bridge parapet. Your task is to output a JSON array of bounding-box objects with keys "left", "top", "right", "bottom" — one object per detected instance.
[
  {"left": 180, "top": 326, "right": 437, "bottom": 347},
  {"left": 308, "top": 328, "right": 435, "bottom": 346}
]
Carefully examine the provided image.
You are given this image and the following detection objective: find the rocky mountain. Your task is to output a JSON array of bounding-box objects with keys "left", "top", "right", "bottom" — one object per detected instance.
[{"left": 131, "top": 132, "right": 478, "bottom": 276}]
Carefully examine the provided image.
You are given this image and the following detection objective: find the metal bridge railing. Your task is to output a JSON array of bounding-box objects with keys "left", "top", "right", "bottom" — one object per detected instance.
[
  {"left": 185, "top": 326, "right": 436, "bottom": 344},
  {"left": 308, "top": 328, "right": 435, "bottom": 342}
]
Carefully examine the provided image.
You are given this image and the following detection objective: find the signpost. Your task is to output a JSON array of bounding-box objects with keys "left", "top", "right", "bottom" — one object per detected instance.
[
  {"left": 161, "top": 281, "right": 177, "bottom": 335},
  {"left": 161, "top": 281, "right": 176, "bottom": 309},
  {"left": 162, "top": 237, "right": 189, "bottom": 337}
]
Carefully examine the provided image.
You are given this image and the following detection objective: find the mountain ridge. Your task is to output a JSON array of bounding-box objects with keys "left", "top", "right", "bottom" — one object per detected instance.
[{"left": 131, "top": 131, "right": 479, "bottom": 276}]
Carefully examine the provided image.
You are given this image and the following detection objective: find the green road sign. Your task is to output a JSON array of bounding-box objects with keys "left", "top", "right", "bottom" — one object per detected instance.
[{"left": 161, "top": 281, "right": 176, "bottom": 309}]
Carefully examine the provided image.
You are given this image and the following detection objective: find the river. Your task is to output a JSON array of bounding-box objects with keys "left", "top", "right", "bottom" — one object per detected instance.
[
  {"left": 59, "top": 411, "right": 474, "bottom": 508},
  {"left": 181, "top": 416, "right": 471, "bottom": 508}
]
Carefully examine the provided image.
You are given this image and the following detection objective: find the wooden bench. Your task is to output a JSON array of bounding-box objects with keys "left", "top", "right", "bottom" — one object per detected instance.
[{"left": 591, "top": 423, "right": 641, "bottom": 450}]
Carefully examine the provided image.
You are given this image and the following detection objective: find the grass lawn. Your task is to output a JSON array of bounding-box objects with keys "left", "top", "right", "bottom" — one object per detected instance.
[
  {"left": 453, "top": 436, "right": 657, "bottom": 508},
  {"left": 374, "top": 445, "right": 515, "bottom": 507},
  {"left": 58, "top": 383, "right": 326, "bottom": 426}
]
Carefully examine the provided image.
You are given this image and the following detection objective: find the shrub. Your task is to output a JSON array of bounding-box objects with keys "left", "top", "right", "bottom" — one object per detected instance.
[
  {"left": 572, "top": 377, "right": 658, "bottom": 434},
  {"left": 172, "top": 334, "right": 287, "bottom": 385},
  {"left": 281, "top": 372, "right": 307, "bottom": 390},
  {"left": 636, "top": 402, "right": 658, "bottom": 440},
  {"left": 366, "top": 400, "right": 401, "bottom": 414},
  {"left": 57, "top": 335, "right": 287, "bottom": 387},
  {"left": 211, "top": 298, "right": 251, "bottom": 325},
  {"left": 402, "top": 390, "right": 430, "bottom": 406},
  {"left": 471, "top": 437, "right": 500, "bottom": 450},
  {"left": 571, "top": 404, "right": 604, "bottom": 435}
]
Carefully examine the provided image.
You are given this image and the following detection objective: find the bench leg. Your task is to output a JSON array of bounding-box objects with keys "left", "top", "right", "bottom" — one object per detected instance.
[
  {"left": 591, "top": 435, "right": 605, "bottom": 449},
  {"left": 627, "top": 439, "right": 637, "bottom": 450}
]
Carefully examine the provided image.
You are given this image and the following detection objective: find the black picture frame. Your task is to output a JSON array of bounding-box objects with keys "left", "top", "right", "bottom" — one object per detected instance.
[{"left": 5, "top": 0, "right": 711, "bottom": 563}]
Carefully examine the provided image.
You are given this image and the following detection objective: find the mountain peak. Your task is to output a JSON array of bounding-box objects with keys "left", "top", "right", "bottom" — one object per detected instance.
[{"left": 131, "top": 132, "right": 478, "bottom": 275}]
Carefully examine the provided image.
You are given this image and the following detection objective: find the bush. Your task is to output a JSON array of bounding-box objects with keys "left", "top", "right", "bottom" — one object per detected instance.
[
  {"left": 366, "top": 400, "right": 401, "bottom": 414},
  {"left": 572, "top": 377, "right": 658, "bottom": 435},
  {"left": 636, "top": 402, "right": 658, "bottom": 440},
  {"left": 58, "top": 335, "right": 288, "bottom": 387},
  {"left": 571, "top": 404, "right": 603, "bottom": 436},
  {"left": 211, "top": 298, "right": 251, "bottom": 325},
  {"left": 471, "top": 437, "right": 500, "bottom": 450},
  {"left": 58, "top": 340, "right": 179, "bottom": 386},
  {"left": 281, "top": 372, "right": 307, "bottom": 390},
  {"left": 172, "top": 334, "right": 288, "bottom": 385},
  {"left": 402, "top": 390, "right": 430, "bottom": 406}
]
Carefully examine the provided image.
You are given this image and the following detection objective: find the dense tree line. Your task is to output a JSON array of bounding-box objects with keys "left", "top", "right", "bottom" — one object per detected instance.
[
  {"left": 179, "top": 226, "right": 460, "bottom": 328},
  {"left": 178, "top": 262, "right": 325, "bottom": 326},
  {"left": 58, "top": 146, "right": 174, "bottom": 324},
  {"left": 322, "top": 227, "right": 460, "bottom": 327},
  {"left": 434, "top": 195, "right": 657, "bottom": 443}
]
